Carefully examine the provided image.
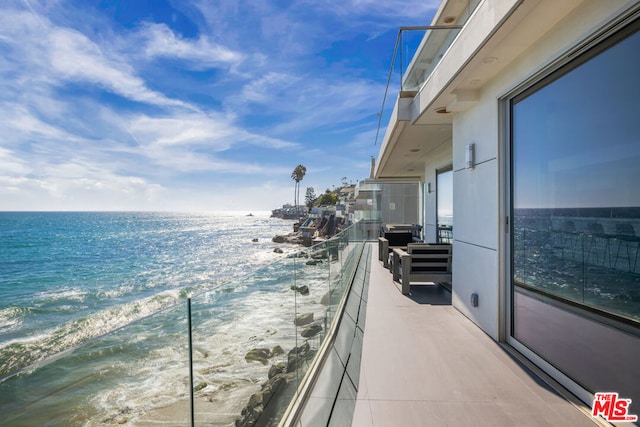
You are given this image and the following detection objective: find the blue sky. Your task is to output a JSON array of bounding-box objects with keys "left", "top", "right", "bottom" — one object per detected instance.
[{"left": 0, "top": 0, "right": 439, "bottom": 211}]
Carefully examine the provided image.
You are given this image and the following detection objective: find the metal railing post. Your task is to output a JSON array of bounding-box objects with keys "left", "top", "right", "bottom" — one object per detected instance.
[{"left": 188, "top": 298, "right": 195, "bottom": 427}]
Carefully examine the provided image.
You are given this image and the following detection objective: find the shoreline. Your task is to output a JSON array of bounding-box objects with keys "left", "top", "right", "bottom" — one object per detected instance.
[{"left": 132, "top": 381, "right": 260, "bottom": 426}]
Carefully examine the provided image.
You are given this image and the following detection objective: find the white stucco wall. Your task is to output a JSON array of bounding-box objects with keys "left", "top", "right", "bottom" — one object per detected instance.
[
  {"left": 450, "top": 86, "right": 500, "bottom": 338},
  {"left": 443, "top": 0, "right": 636, "bottom": 340}
]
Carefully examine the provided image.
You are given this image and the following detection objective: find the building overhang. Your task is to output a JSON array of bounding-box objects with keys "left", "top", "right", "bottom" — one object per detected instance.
[
  {"left": 374, "top": 98, "right": 452, "bottom": 180},
  {"left": 375, "top": 0, "right": 588, "bottom": 180}
]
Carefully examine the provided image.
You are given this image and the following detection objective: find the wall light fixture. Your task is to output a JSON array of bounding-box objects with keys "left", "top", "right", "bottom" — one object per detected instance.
[{"left": 465, "top": 143, "right": 475, "bottom": 169}]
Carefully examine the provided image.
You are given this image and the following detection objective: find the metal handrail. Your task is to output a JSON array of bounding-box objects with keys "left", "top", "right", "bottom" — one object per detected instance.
[{"left": 374, "top": 25, "right": 463, "bottom": 146}]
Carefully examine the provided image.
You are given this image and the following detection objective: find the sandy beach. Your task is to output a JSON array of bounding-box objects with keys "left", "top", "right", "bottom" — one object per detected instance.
[{"left": 132, "top": 381, "right": 259, "bottom": 426}]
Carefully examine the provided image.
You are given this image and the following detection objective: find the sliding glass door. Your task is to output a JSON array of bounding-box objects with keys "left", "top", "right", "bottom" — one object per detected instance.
[
  {"left": 509, "top": 18, "right": 640, "bottom": 405},
  {"left": 437, "top": 168, "right": 453, "bottom": 243}
]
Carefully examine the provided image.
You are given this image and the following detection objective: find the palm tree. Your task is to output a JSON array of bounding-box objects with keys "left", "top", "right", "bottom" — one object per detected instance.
[{"left": 291, "top": 164, "right": 307, "bottom": 220}]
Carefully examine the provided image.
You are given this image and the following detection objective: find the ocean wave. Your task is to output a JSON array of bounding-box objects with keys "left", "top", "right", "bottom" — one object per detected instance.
[
  {"left": 0, "top": 260, "right": 290, "bottom": 378},
  {"left": 95, "top": 285, "right": 135, "bottom": 300},
  {"left": 33, "top": 287, "right": 89, "bottom": 305},
  {"left": 0, "top": 288, "right": 191, "bottom": 378},
  {"left": 0, "top": 212, "right": 303, "bottom": 423},
  {"left": 87, "top": 274, "right": 326, "bottom": 425},
  {"left": 2, "top": 267, "right": 333, "bottom": 426},
  {"left": 0, "top": 306, "right": 27, "bottom": 333}
]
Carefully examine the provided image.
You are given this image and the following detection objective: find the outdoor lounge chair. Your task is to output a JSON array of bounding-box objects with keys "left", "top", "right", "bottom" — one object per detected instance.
[
  {"left": 392, "top": 243, "right": 452, "bottom": 295},
  {"left": 378, "top": 231, "right": 414, "bottom": 268}
]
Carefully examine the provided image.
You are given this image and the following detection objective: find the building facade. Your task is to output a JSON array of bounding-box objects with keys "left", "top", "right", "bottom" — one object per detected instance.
[{"left": 375, "top": 0, "right": 640, "bottom": 411}]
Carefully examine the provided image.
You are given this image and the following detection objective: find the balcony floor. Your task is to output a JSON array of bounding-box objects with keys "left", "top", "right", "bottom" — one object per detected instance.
[{"left": 351, "top": 245, "right": 601, "bottom": 426}]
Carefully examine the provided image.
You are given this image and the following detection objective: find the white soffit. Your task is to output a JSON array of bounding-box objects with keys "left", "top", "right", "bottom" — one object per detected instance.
[{"left": 413, "top": 0, "right": 584, "bottom": 126}]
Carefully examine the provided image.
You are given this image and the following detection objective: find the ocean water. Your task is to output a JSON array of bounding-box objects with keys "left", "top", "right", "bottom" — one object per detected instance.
[
  {"left": 0, "top": 211, "right": 327, "bottom": 425},
  {"left": 513, "top": 208, "right": 640, "bottom": 321}
]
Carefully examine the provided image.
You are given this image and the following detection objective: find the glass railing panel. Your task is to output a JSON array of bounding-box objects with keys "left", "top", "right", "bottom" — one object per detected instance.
[
  {"left": 292, "top": 241, "right": 334, "bottom": 393},
  {"left": 401, "top": 27, "right": 461, "bottom": 94},
  {"left": 287, "top": 225, "right": 368, "bottom": 425},
  {"left": 338, "top": 232, "right": 359, "bottom": 297},
  {"left": 401, "top": 0, "right": 482, "bottom": 93},
  {"left": 188, "top": 254, "right": 298, "bottom": 426},
  {"left": 0, "top": 221, "right": 368, "bottom": 427},
  {"left": 353, "top": 181, "right": 383, "bottom": 237},
  {"left": 374, "top": 1, "right": 484, "bottom": 146},
  {"left": 0, "top": 303, "right": 189, "bottom": 426},
  {"left": 189, "top": 222, "right": 367, "bottom": 426}
]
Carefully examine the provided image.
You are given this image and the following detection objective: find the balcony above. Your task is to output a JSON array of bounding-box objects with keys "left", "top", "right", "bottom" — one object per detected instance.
[{"left": 375, "top": 0, "right": 589, "bottom": 179}]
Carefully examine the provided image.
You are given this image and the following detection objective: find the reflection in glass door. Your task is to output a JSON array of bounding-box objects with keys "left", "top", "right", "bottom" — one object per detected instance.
[
  {"left": 508, "top": 20, "right": 640, "bottom": 406},
  {"left": 437, "top": 168, "right": 453, "bottom": 243}
]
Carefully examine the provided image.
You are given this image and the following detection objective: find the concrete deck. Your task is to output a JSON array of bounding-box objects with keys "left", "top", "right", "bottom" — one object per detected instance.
[{"left": 351, "top": 246, "right": 601, "bottom": 426}]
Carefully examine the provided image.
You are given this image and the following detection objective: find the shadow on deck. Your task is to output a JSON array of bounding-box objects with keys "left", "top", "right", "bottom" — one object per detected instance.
[
  {"left": 400, "top": 283, "right": 452, "bottom": 306},
  {"left": 352, "top": 244, "right": 601, "bottom": 427},
  {"left": 295, "top": 243, "right": 604, "bottom": 426}
]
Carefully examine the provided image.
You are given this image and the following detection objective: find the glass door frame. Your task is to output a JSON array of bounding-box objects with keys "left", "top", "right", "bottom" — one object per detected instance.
[
  {"left": 436, "top": 166, "right": 453, "bottom": 244},
  {"left": 502, "top": 9, "right": 640, "bottom": 407}
]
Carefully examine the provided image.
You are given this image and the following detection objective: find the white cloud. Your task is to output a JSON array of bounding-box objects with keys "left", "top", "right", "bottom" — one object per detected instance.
[
  {"left": 141, "top": 23, "right": 244, "bottom": 69},
  {"left": 0, "top": 163, "right": 297, "bottom": 211},
  {"left": 0, "top": 147, "right": 31, "bottom": 175},
  {"left": 0, "top": 154, "right": 167, "bottom": 211},
  {"left": 0, "top": 9, "right": 192, "bottom": 110},
  {"left": 127, "top": 112, "right": 298, "bottom": 153},
  {"left": 48, "top": 28, "right": 191, "bottom": 109},
  {"left": 238, "top": 74, "right": 383, "bottom": 136},
  {"left": 139, "top": 181, "right": 297, "bottom": 212},
  {"left": 241, "top": 72, "right": 294, "bottom": 103},
  {"left": 0, "top": 0, "right": 403, "bottom": 211},
  {"left": 0, "top": 103, "right": 75, "bottom": 143},
  {"left": 132, "top": 140, "right": 293, "bottom": 175},
  {"left": 128, "top": 114, "right": 235, "bottom": 149},
  {"left": 238, "top": 131, "right": 299, "bottom": 150}
]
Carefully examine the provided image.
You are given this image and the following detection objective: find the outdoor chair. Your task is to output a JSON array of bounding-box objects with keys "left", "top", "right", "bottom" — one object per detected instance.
[
  {"left": 378, "top": 231, "right": 414, "bottom": 268},
  {"left": 392, "top": 243, "right": 452, "bottom": 295}
]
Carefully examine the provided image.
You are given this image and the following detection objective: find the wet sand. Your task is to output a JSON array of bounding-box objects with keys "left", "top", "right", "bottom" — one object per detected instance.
[{"left": 133, "top": 381, "right": 260, "bottom": 426}]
